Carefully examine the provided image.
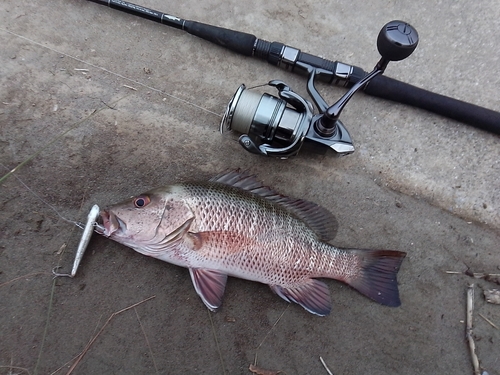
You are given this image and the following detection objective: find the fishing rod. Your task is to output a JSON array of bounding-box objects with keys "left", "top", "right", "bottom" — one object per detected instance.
[{"left": 87, "top": 0, "right": 500, "bottom": 157}]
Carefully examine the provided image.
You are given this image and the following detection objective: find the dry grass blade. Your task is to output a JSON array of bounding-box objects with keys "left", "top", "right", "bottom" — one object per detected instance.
[
  {"left": 0, "top": 365, "right": 31, "bottom": 374},
  {"left": 207, "top": 309, "right": 227, "bottom": 375},
  {"left": 0, "top": 272, "right": 50, "bottom": 288},
  {"left": 134, "top": 307, "right": 159, "bottom": 374},
  {"left": 478, "top": 313, "right": 498, "bottom": 330},
  {"left": 63, "top": 295, "right": 156, "bottom": 375}
]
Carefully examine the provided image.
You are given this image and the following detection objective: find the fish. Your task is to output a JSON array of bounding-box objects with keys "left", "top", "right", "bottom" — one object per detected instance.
[{"left": 96, "top": 170, "right": 406, "bottom": 316}]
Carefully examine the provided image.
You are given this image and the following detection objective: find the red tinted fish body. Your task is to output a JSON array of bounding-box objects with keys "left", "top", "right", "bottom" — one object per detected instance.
[{"left": 98, "top": 171, "right": 405, "bottom": 316}]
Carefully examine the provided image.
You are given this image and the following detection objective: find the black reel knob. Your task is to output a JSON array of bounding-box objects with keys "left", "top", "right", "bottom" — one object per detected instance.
[{"left": 377, "top": 20, "right": 419, "bottom": 61}]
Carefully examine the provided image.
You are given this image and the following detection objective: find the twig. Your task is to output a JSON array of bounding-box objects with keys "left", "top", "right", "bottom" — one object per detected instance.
[
  {"left": 466, "top": 270, "right": 500, "bottom": 285},
  {"left": 123, "top": 84, "right": 137, "bottom": 91},
  {"left": 248, "top": 364, "right": 282, "bottom": 375},
  {"left": 319, "top": 356, "right": 334, "bottom": 375},
  {"left": 446, "top": 270, "right": 500, "bottom": 286},
  {"left": 64, "top": 295, "right": 156, "bottom": 375},
  {"left": 466, "top": 284, "right": 481, "bottom": 375}
]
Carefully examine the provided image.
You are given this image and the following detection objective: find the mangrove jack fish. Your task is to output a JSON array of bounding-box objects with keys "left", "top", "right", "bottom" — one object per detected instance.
[{"left": 96, "top": 171, "right": 406, "bottom": 316}]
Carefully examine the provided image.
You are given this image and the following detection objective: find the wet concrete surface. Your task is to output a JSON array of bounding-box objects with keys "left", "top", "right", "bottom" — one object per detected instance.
[{"left": 1, "top": 0, "right": 499, "bottom": 374}]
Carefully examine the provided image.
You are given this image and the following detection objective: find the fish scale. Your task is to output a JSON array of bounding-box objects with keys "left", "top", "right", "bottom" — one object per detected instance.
[{"left": 97, "top": 170, "right": 406, "bottom": 316}]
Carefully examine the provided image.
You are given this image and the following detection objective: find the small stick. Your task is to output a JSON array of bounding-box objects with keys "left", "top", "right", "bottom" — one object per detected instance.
[
  {"left": 319, "top": 356, "right": 334, "bottom": 375},
  {"left": 248, "top": 364, "right": 282, "bottom": 375},
  {"left": 445, "top": 270, "right": 500, "bottom": 285},
  {"left": 466, "top": 284, "right": 481, "bottom": 375},
  {"left": 53, "top": 204, "right": 100, "bottom": 278}
]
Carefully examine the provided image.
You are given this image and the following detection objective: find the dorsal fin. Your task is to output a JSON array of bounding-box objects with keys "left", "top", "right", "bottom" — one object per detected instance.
[{"left": 210, "top": 170, "right": 338, "bottom": 241}]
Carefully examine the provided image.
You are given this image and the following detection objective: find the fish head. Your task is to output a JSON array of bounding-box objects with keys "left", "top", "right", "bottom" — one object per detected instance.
[{"left": 96, "top": 186, "right": 194, "bottom": 255}]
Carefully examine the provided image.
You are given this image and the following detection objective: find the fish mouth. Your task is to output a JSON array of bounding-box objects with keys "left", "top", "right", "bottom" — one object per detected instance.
[{"left": 95, "top": 210, "right": 125, "bottom": 237}]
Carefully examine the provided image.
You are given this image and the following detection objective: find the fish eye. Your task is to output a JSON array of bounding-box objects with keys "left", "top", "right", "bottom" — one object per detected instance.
[{"left": 133, "top": 195, "right": 151, "bottom": 208}]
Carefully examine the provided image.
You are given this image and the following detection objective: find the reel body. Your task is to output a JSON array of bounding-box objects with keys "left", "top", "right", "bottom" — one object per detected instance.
[{"left": 221, "top": 81, "right": 354, "bottom": 158}]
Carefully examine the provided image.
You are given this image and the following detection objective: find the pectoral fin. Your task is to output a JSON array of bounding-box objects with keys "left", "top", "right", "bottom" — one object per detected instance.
[
  {"left": 270, "top": 279, "right": 332, "bottom": 316},
  {"left": 189, "top": 268, "right": 228, "bottom": 311}
]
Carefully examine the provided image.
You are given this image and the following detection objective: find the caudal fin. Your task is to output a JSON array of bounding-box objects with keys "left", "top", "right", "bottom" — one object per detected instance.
[{"left": 345, "top": 249, "right": 406, "bottom": 307}]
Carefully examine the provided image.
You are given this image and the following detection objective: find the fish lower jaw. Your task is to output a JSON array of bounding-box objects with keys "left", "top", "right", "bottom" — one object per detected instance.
[{"left": 98, "top": 210, "right": 124, "bottom": 237}]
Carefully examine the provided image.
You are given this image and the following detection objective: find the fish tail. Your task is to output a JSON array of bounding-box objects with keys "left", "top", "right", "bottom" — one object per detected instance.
[{"left": 344, "top": 249, "right": 406, "bottom": 307}]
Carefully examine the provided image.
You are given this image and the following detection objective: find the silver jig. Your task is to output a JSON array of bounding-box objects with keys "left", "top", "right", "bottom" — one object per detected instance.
[{"left": 53, "top": 204, "right": 100, "bottom": 278}]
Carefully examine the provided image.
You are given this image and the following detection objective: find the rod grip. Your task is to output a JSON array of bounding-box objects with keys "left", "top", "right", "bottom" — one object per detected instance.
[
  {"left": 364, "top": 75, "right": 500, "bottom": 135},
  {"left": 183, "top": 21, "right": 256, "bottom": 56}
]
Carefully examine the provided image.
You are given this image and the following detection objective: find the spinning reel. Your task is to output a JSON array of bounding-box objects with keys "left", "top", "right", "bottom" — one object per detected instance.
[{"left": 221, "top": 20, "right": 419, "bottom": 158}]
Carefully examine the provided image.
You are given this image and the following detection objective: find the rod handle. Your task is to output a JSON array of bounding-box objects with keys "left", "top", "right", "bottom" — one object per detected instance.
[
  {"left": 184, "top": 21, "right": 256, "bottom": 56},
  {"left": 364, "top": 75, "right": 500, "bottom": 135}
]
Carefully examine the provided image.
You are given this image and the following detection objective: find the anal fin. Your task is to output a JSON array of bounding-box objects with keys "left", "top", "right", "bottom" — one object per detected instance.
[
  {"left": 189, "top": 268, "right": 228, "bottom": 311},
  {"left": 270, "top": 279, "right": 332, "bottom": 316}
]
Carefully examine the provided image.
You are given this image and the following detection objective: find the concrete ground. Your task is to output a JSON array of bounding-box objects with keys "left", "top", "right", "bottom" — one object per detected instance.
[{"left": 1, "top": 0, "right": 499, "bottom": 374}]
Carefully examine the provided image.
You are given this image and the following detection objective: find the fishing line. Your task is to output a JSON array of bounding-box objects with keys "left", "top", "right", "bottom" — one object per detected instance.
[
  {"left": 1, "top": 164, "right": 85, "bottom": 229},
  {"left": 0, "top": 27, "right": 222, "bottom": 118},
  {"left": 253, "top": 304, "right": 289, "bottom": 367},
  {"left": 0, "top": 26, "right": 230, "bottom": 228}
]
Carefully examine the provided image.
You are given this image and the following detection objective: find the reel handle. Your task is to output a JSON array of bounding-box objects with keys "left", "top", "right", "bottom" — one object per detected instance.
[{"left": 316, "top": 21, "right": 419, "bottom": 136}]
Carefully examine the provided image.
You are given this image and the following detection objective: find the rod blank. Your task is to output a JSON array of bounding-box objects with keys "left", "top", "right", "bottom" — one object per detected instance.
[{"left": 87, "top": 0, "right": 500, "bottom": 135}]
